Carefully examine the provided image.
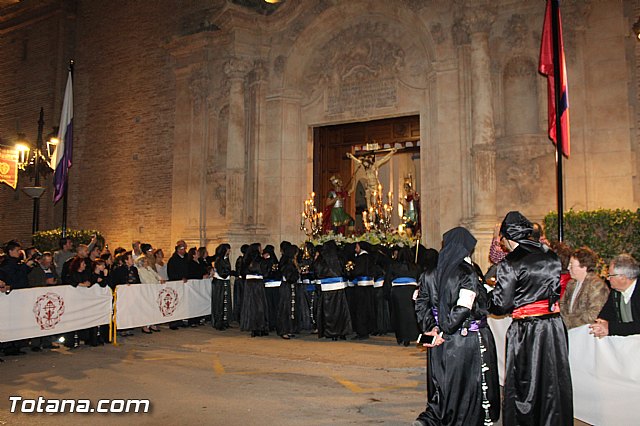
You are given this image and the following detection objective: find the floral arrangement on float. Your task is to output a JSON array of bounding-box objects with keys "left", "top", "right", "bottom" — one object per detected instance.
[{"left": 305, "top": 230, "right": 415, "bottom": 248}]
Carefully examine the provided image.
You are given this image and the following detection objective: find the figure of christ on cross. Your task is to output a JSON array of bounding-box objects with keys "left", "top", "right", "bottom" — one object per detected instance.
[{"left": 346, "top": 147, "right": 397, "bottom": 210}]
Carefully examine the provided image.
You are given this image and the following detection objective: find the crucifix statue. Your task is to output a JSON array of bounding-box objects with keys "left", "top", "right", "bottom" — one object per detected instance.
[{"left": 346, "top": 147, "right": 397, "bottom": 210}]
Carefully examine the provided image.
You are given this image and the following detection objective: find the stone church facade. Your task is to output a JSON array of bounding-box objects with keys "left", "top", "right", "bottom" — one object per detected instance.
[{"left": 0, "top": 0, "right": 638, "bottom": 264}]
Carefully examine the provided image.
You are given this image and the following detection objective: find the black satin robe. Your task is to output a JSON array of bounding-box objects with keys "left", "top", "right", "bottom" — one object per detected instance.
[
  {"left": 415, "top": 264, "right": 500, "bottom": 426},
  {"left": 240, "top": 258, "right": 269, "bottom": 333},
  {"left": 276, "top": 261, "right": 300, "bottom": 336},
  {"left": 349, "top": 251, "right": 376, "bottom": 337},
  {"left": 489, "top": 243, "right": 573, "bottom": 426},
  {"left": 212, "top": 256, "right": 232, "bottom": 330},
  {"left": 384, "top": 261, "right": 420, "bottom": 344},
  {"left": 314, "top": 257, "right": 352, "bottom": 338}
]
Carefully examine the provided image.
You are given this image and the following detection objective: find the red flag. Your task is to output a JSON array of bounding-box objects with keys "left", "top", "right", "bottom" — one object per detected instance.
[{"left": 539, "top": 0, "right": 570, "bottom": 158}]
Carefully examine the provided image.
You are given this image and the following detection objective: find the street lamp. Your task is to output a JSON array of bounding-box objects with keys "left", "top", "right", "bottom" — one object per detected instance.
[{"left": 15, "top": 107, "right": 58, "bottom": 235}]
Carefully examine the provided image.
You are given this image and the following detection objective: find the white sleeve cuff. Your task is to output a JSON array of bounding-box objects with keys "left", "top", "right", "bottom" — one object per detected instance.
[{"left": 456, "top": 288, "right": 476, "bottom": 309}]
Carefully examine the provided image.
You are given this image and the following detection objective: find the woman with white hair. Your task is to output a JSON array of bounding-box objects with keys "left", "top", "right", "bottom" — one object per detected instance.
[{"left": 135, "top": 255, "right": 163, "bottom": 333}]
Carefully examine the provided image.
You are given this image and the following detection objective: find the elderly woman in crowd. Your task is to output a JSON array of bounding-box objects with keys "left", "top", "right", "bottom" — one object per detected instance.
[
  {"left": 134, "top": 255, "right": 162, "bottom": 334},
  {"left": 153, "top": 248, "right": 168, "bottom": 281},
  {"left": 560, "top": 247, "right": 609, "bottom": 329},
  {"left": 489, "top": 211, "right": 573, "bottom": 426}
]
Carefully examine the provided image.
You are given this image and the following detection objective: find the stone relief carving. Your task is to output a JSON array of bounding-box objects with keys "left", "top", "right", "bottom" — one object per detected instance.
[
  {"left": 430, "top": 22, "right": 446, "bottom": 44},
  {"left": 402, "top": 0, "right": 431, "bottom": 12},
  {"left": 273, "top": 55, "right": 286, "bottom": 76},
  {"left": 503, "top": 14, "right": 528, "bottom": 49},
  {"left": 462, "top": 5, "right": 495, "bottom": 35},
  {"left": 250, "top": 60, "right": 268, "bottom": 84},
  {"left": 451, "top": 18, "right": 470, "bottom": 46},
  {"left": 207, "top": 172, "right": 226, "bottom": 217},
  {"left": 504, "top": 56, "right": 536, "bottom": 79},
  {"left": 224, "top": 58, "right": 251, "bottom": 80},
  {"left": 303, "top": 22, "right": 409, "bottom": 116},
  {"left": 505, "top": 160, "right": 541, "bottom": 204},
  {"left": 189, "top": 69, "right": 210, "bottom": 114}
]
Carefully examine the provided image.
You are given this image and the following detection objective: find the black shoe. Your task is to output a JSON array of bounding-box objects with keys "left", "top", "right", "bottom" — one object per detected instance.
[
  {"left": 339, "top": 335, "right": 346, "bottom": 340},
  {"left": 261, "top": 331, "right": 269, "bottom": 336},
  {"left": 351, "top": 334, "right": 369, "bottom": 341},
  {"left": 403, "top": 340, "right": 411, "bottom": 347},
  {"left": 331, "top": 337, "right": 338, "bottom": 341},
  {"left": 251, "top": 331, "right": 258, "bottom": 338},
  {"left": 169, "top": 325, "right": 179, "bottom": 330},
  {"left": 31, "top": 346, "right": 42, "bottom": 352},
  {"left": 4, "top": 348, "right": 26, "bottom": 356}
]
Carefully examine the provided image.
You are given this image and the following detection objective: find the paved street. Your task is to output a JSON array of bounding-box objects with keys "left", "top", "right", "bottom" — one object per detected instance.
[{"left": 0, "top": 326, "right": 428, "bottom": 425}]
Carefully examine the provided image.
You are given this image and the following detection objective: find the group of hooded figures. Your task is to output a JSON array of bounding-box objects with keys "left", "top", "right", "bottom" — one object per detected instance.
[
  {"left": 208, "top": 210, "right": 572, "bottom": 426},
  {"left": 210, "top": 240, "right": 437, "bottom": 343},
  {"left": 413, "top": 211, "right": 572, "bottom": 426}
]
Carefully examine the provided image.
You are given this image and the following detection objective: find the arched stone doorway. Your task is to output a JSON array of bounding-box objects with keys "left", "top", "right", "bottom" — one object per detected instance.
[{"left": 274, "top": 0, "right": 439, "bottom": 244}]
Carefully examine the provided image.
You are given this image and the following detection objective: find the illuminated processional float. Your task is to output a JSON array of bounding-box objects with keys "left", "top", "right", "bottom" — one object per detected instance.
[{"left": 300, "top": 146, "right": 421, "bottom": 249}]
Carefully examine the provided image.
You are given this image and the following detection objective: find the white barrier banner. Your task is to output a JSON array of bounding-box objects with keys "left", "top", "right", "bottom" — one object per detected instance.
[
  {"left": 0, "top": 285, "right": 112, "bottom": 343},
  {"left": 115, "top": 279, "right": 212, "bottom": 329},
  {"left": 569, "top": 325, "right": 640, "bottom": 426}
]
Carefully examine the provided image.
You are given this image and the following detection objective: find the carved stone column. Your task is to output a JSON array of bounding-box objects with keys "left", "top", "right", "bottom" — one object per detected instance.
[
  {"left": 189, "top": 71, "right": 210, "bottom": 247},
  {"left": 224, "top": 58, "right": 250, "bottom": 231},
  {"left": 465, "top": 6, "right": 497, "bottom": 268}
]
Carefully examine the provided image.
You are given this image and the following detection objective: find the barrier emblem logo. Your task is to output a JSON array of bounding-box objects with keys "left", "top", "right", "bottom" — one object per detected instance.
[
  {"left": 157, "top": 287, "right": 179, "bottom": 317},
  {"left": 33, "top": 292, "right": 66, "bottom": 330}
]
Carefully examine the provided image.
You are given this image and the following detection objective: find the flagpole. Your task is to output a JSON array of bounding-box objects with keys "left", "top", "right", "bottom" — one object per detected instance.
[
  {"left": 61, "top": 59, "right": 73, "bottom": 238},
  {"left": 551, "top": 0, "right": 564, "bottom": 241}
]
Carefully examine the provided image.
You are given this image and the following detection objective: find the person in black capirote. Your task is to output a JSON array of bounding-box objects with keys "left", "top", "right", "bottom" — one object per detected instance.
[
  {"left": 233, "top": 244, "right": 248, "bottom": 322},
  {"left": 211, "top": 243, "right": 232, "bottom": 331},
  {"left": 276, "top": 244, "right": 301, "bottom": 339},
  {"left": 348, "top": 241, "right": 376, "bottom": 340},
  {"left": 384, "top": 246, "right": 420, "bottom": 346},
  {"left": 489, "top": 211, "right": 572, "bottom": 426},
  {"left": 314, "top": 240, "right": 352, "bottom": 341},
  {"left": 262, "top": 244, "right": 280, "bottom": 332},
  {"left": 296, "top": 241, "right": 315, "bottom": 333},
  {"left": 240, "top": 243, "right": 270, "bottom": 337}
]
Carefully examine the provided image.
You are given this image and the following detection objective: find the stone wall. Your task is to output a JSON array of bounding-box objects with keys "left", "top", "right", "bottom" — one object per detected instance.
[{"left": 0, "top": 0, "right": 638, "bottom": 264}]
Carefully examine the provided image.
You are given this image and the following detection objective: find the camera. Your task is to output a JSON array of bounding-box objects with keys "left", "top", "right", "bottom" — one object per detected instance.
[{"left": 30, "top": 250, "right": 43, "bottom": 261}]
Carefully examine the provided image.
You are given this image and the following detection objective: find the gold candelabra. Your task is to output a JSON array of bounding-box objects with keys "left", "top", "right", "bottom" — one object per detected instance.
[
  {"left": 362, "top": 183, "right": 393, "bottom": 233},
  {"left": 300, "top": 192, "right": 324, "bottom": 239}
]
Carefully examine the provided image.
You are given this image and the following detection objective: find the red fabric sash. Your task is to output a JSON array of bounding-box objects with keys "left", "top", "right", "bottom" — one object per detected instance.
[{"left": 512, "top": 299, "right": 560, "bottom": 320}]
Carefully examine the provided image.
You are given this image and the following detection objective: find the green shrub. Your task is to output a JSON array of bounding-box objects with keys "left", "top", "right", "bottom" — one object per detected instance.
[
  {"left": 544, "top": 209, "right": 640, "bottom": 262},
  {"left": 32, "top": 228, "right": 105, "bottom": 252}
]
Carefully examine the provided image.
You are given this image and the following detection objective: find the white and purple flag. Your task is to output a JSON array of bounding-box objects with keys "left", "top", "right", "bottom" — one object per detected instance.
[{"left": 52, "top": 71, "right": 73, "bottom": 203}]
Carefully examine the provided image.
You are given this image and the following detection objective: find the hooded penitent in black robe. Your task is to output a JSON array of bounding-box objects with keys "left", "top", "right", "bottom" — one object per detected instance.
[
  {"left": 263, "top": 245, "right": 280, "bottom": 332},
  {"left": 489, "top": 211, "right": 572, "bottom": 426},
  {"left": 233, "top": 244, "right": 248, "bottom": 322},
  {"left": 276, "top": 245, "right": 300, "bottom": 337},
  {"left": 297, "top": 242, "right": 315, "bottom": 332},
  {"left": 414, "top": 227, "right": 500, "bottom": 426},
  {"left": 314, "top": 241, "right": 352, "bottom": 339},
  {"left": 384, "top": 247, "right": 420, "bottom": 345},
  {"left": 372, "top": 246, "right": 392, "bottom": 335},
  {"left": 349, "top": 241, "right": 376, "bottom": 339},
  {"left": 212, "top": 244, "right": 232, "bottom": 330},
  {"left": 240, "top": 244, "right": 270, "bottom": 335}
]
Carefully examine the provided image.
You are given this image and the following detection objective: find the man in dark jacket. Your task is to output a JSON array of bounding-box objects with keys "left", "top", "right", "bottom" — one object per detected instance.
[
  {"left": 167, "top": 240, "right": 189, "bottom": 329},
  {"left": 591, "top": 253, "right": 640, "bottom": 337},
  {"left": 0, "top": 240, "right": 34, "bottom": 291},
  {"left": 168, "top": 240, "right": 189, "bottom": 282}
]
